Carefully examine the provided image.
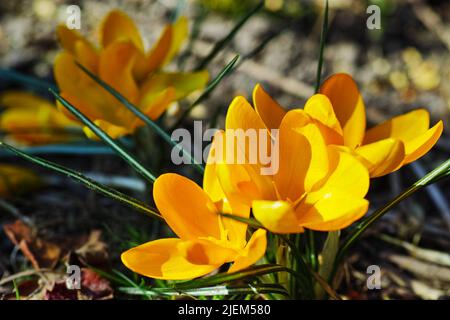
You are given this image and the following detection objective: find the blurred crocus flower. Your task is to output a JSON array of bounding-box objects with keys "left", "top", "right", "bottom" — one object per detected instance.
[
  {"left": 121, "top": 173, "right": 266, "bottom": 280},
  {"left": 54, "top": 10, "right": 209, "bottom": 139},
  {"left": 254, "top": 74, "right": 443, "bottom": 177},
  {"left": 0, "top": 164, "right": 41, "bottom": 197},
  {"left": 0, "top": 91, "right": 79, "bottom": 146}
]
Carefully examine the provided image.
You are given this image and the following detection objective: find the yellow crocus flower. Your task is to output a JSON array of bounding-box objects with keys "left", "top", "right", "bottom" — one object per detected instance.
[
  {"left": 121, "top": 173, "right": 267, "bottom": 280},
  {"left": 253, "top": 73, "right": 443, "bottom": 177},
  {"left": 205, "top": 96, "right": 370, "bottom": 234},
  {"left": 0, "top": 91, "right": 79, "bottom": 145},
  {"left": 54, "top": 10, "right": 209, "bottom": 139},
  {"left": 0, "top": 164, "right": 41, "bottom": 197}
]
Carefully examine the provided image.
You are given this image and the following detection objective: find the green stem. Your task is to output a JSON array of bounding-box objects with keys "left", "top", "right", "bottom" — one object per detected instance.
[{"left": 314, "top": 0, "right": 329, "bottom": 93}]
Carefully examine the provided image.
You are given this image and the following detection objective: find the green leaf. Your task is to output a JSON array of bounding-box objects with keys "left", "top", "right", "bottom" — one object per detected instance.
[
  {"left": 315, "top": 231, "right": 340, "bottom": 298},
  {"left": 194, "top": 1, "right": 264, "bottom": 70},
  {"left": 220, "top": 212, "right": 264, "bottom": 230},
  {"left": 337, "top": 158, "right": 450, "bottom": 263},
  {"left": 50, "top": 89, "right": 156, "bottom": 183},
  {"left": 0, "top": 141, "right": 162, "bottom": 221},
  {"left": 173, "top": 55, "right": 239, "bottom": 128},
  {"left": 173, "top": 264, "right": 288, "bottom": 290},
  {"left": 74, "top": 62, "right": 204, "bottom": 175},
  {"left": 314, "top": 0, "right": 329, "bottom": 93},
  {"left": 119, "top": 283, "right": 289, "bottom": 297},
  {"left": 0, "top": 68, "right": 58, "bottom": 93}
]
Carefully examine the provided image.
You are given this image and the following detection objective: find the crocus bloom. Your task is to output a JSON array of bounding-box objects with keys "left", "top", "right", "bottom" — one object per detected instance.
[
  {"left": 253, "top": 74, "right": 443, "bottom": 177},
  {"left": 205, "top": 96, "right": 370, "bottom": 234},
  {"left": 121, "top": 173, "right": 266, "bottom": 280},
  {"left": 54, "top": 10, "right": 209, "bottom": 139},
  {"left": 0, "top": 164, "right": 41, "bottom": 197},
  {"left": 0, "top": 91, "right": 79, "bottom": 145}
]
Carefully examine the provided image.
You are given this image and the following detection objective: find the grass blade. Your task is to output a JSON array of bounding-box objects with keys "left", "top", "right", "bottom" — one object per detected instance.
[
  {"left": 74, "top": 62, "right": 204, "bottom": 175},
  {"left": 0, "top": 141, "right": 162, "bottom": 221},
  {"left": 194, "top": 1, "right": 264, "bottom": 70},
  {"left": 174, "top": 264, "right": 288, "bottom": 289},
  {"left": 337, "top": 159, "right": 450, "bottom": 262},
  {"left": 119, "top": 283, "right": 289, "bottom": 297},
  {"left": 50, "top": 89, "right": 156, "bottom": 183},
  {"left": 314, "top": 0, "right": 329, "bottom": 93},
  {"left": 0, "top": 68, "right": 58, "bottom": 93},
  {"left": 173, "top": 55, "right": 239, "bottom": 128}
]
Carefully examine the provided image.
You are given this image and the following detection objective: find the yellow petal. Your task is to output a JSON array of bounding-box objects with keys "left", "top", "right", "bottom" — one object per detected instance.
[
  {"left": 253, "top": 84, "right": 286, "bottom": 130},
  {"left": 82, "top": 119, "right": 130, "bottom": 140},
  {"left": 204, "top": 138, "right": 250, "bottom": 247},
  {"left": 74, "top": 40, "right": 99, "bottom": 73},
  {"left": 140, "top": 71, "right": 209, "bottom": 100},
  {"left": 355, "top": 138, "right": 405, "bottom": 177},
  {"left": 253, "top": 200, "right": 304, "bottom": 234},
  {"left": 0, "top": 91, "right": 78, "bottom": 145},
  {"left": 222, "top": 98, "right": 275, "bottom": 201},
  {"left": 300, "top": 197, "right": 369, "bottom": 231},
  {"left": 320, "top": 73, "right": 366, "bottom": 148},
  {"left": 307, "top": 145, "right": 369, "bottom": 202},
  {"left": 162, "top": 16, "right": 188, "bottom": 65},
  {"left": 303, "top": 94, "right": 344, "bottom": 144},
  {"left": 363, "top": 109, "right": 443, "bottom": 164},
  {"left": 228, "top": 229, "right": 267, "bottom": 272},
  {"left": 275, "top": 110, "right": 329, "bottom": 200},
  {"left": 0, "top": 91, "right": 53, "bottom": 110},
  {"left": 99, "top": 10, "right": 144, "bottom": 51},
  {"left": 154, "top": 173, "right": 221, "bottom": 240},
  {"left": 0, "top": 165, "right": 41, "bottom": 197},
  {"left": 54, "top": 52, "right": 119, "bottom": 122},
  {"left": 144, "top": 24, "right": 172, "bottom": 73},
  {"left": 57, "top": 25, "right": 96, "bottom": 57},
  {"left": 403, "top": 121, "right": 443, "bottom": 164},
  {"left": 136, "top": 87, "right": 176, "bottom": 121},
  {"left": 99, "top": 41, "right": 139, "bottom": 104},
  {"left": 363, "top": 109, "right": 430, "bottom": 143},
  {"left": 121, "top": 238, "right": 226, "bottom": 280}
]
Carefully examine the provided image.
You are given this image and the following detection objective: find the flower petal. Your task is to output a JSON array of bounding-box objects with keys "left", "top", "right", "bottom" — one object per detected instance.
[
  {"left": 363, "top": 109, "right": 430, "bottom": 143},
  {"left": 403, "top": 121, "right": 443, "bottom": 164},
  {"left": 300, "top": 197, "right": 369, "bottom": 231},
  {"left": 121, "top": 238, "right": 227, "bottom": 280},
  {"left": 136, "top": 87, "right": 176, "bottom": 121},
  {"left": 320, "top": 73, "right": 366, "bottom": 148},
  {"left": 82, "top": 119, "right": 130, "bottom": 140},
  {"left": 140, "top": 71, "right": 209, "bottom": 100},
  {"left": 154, "top": 173, "right": 221, "bottom": 240},
  {"left": 162, "top": 16, "right": 188, "bottom": 65},
  {"left": 253, "top": 84, "right": 286, "bottom": 130},
  {"left": 253, "top": 200, "right": 304, "bottom": 234},
  {"left": 0, "top": 92, "right": 77, "bottom": 145},
  {"left": 99, "top": 41, "right": 139, "bottom": 104},
  {"left": 363, "top": 109, "right": 443, "bottom": 164},
  {"left": 303, "top": 94, "right": 344, "bottom": 144},
  {"left": 100, "top": 10, "right": 144, "bottom": 51},
  {"left": 228, "top": 229, "right": 267, "bottom": 272},
  {"left": 222, "top": 97, "right": 275, "bottom": 202},
  {"left": 0, "top": 164, "right": 41, "bottom": 197},
  {"left": 355, "top": 138, "right": 405, "bottom": 177},
  {"left": 54, "top": 52, "right": 118, "bottom": 122},
  {"left": 275, "top": 110, "right": 329, "bottom": 200},
  {"left": 307, "top": 145, "right": 369, "bottom": 202}
]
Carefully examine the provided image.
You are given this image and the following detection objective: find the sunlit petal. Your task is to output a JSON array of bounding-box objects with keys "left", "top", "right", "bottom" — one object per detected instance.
[
  {"left": 154, "top": 173, "right": 221, "bottom": 240},
  {"left": 253, "top": 84, "right": 286, "bottom": 130},
  {"left": 320, "top": 73, "right": 366, "bottom": 148}
]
